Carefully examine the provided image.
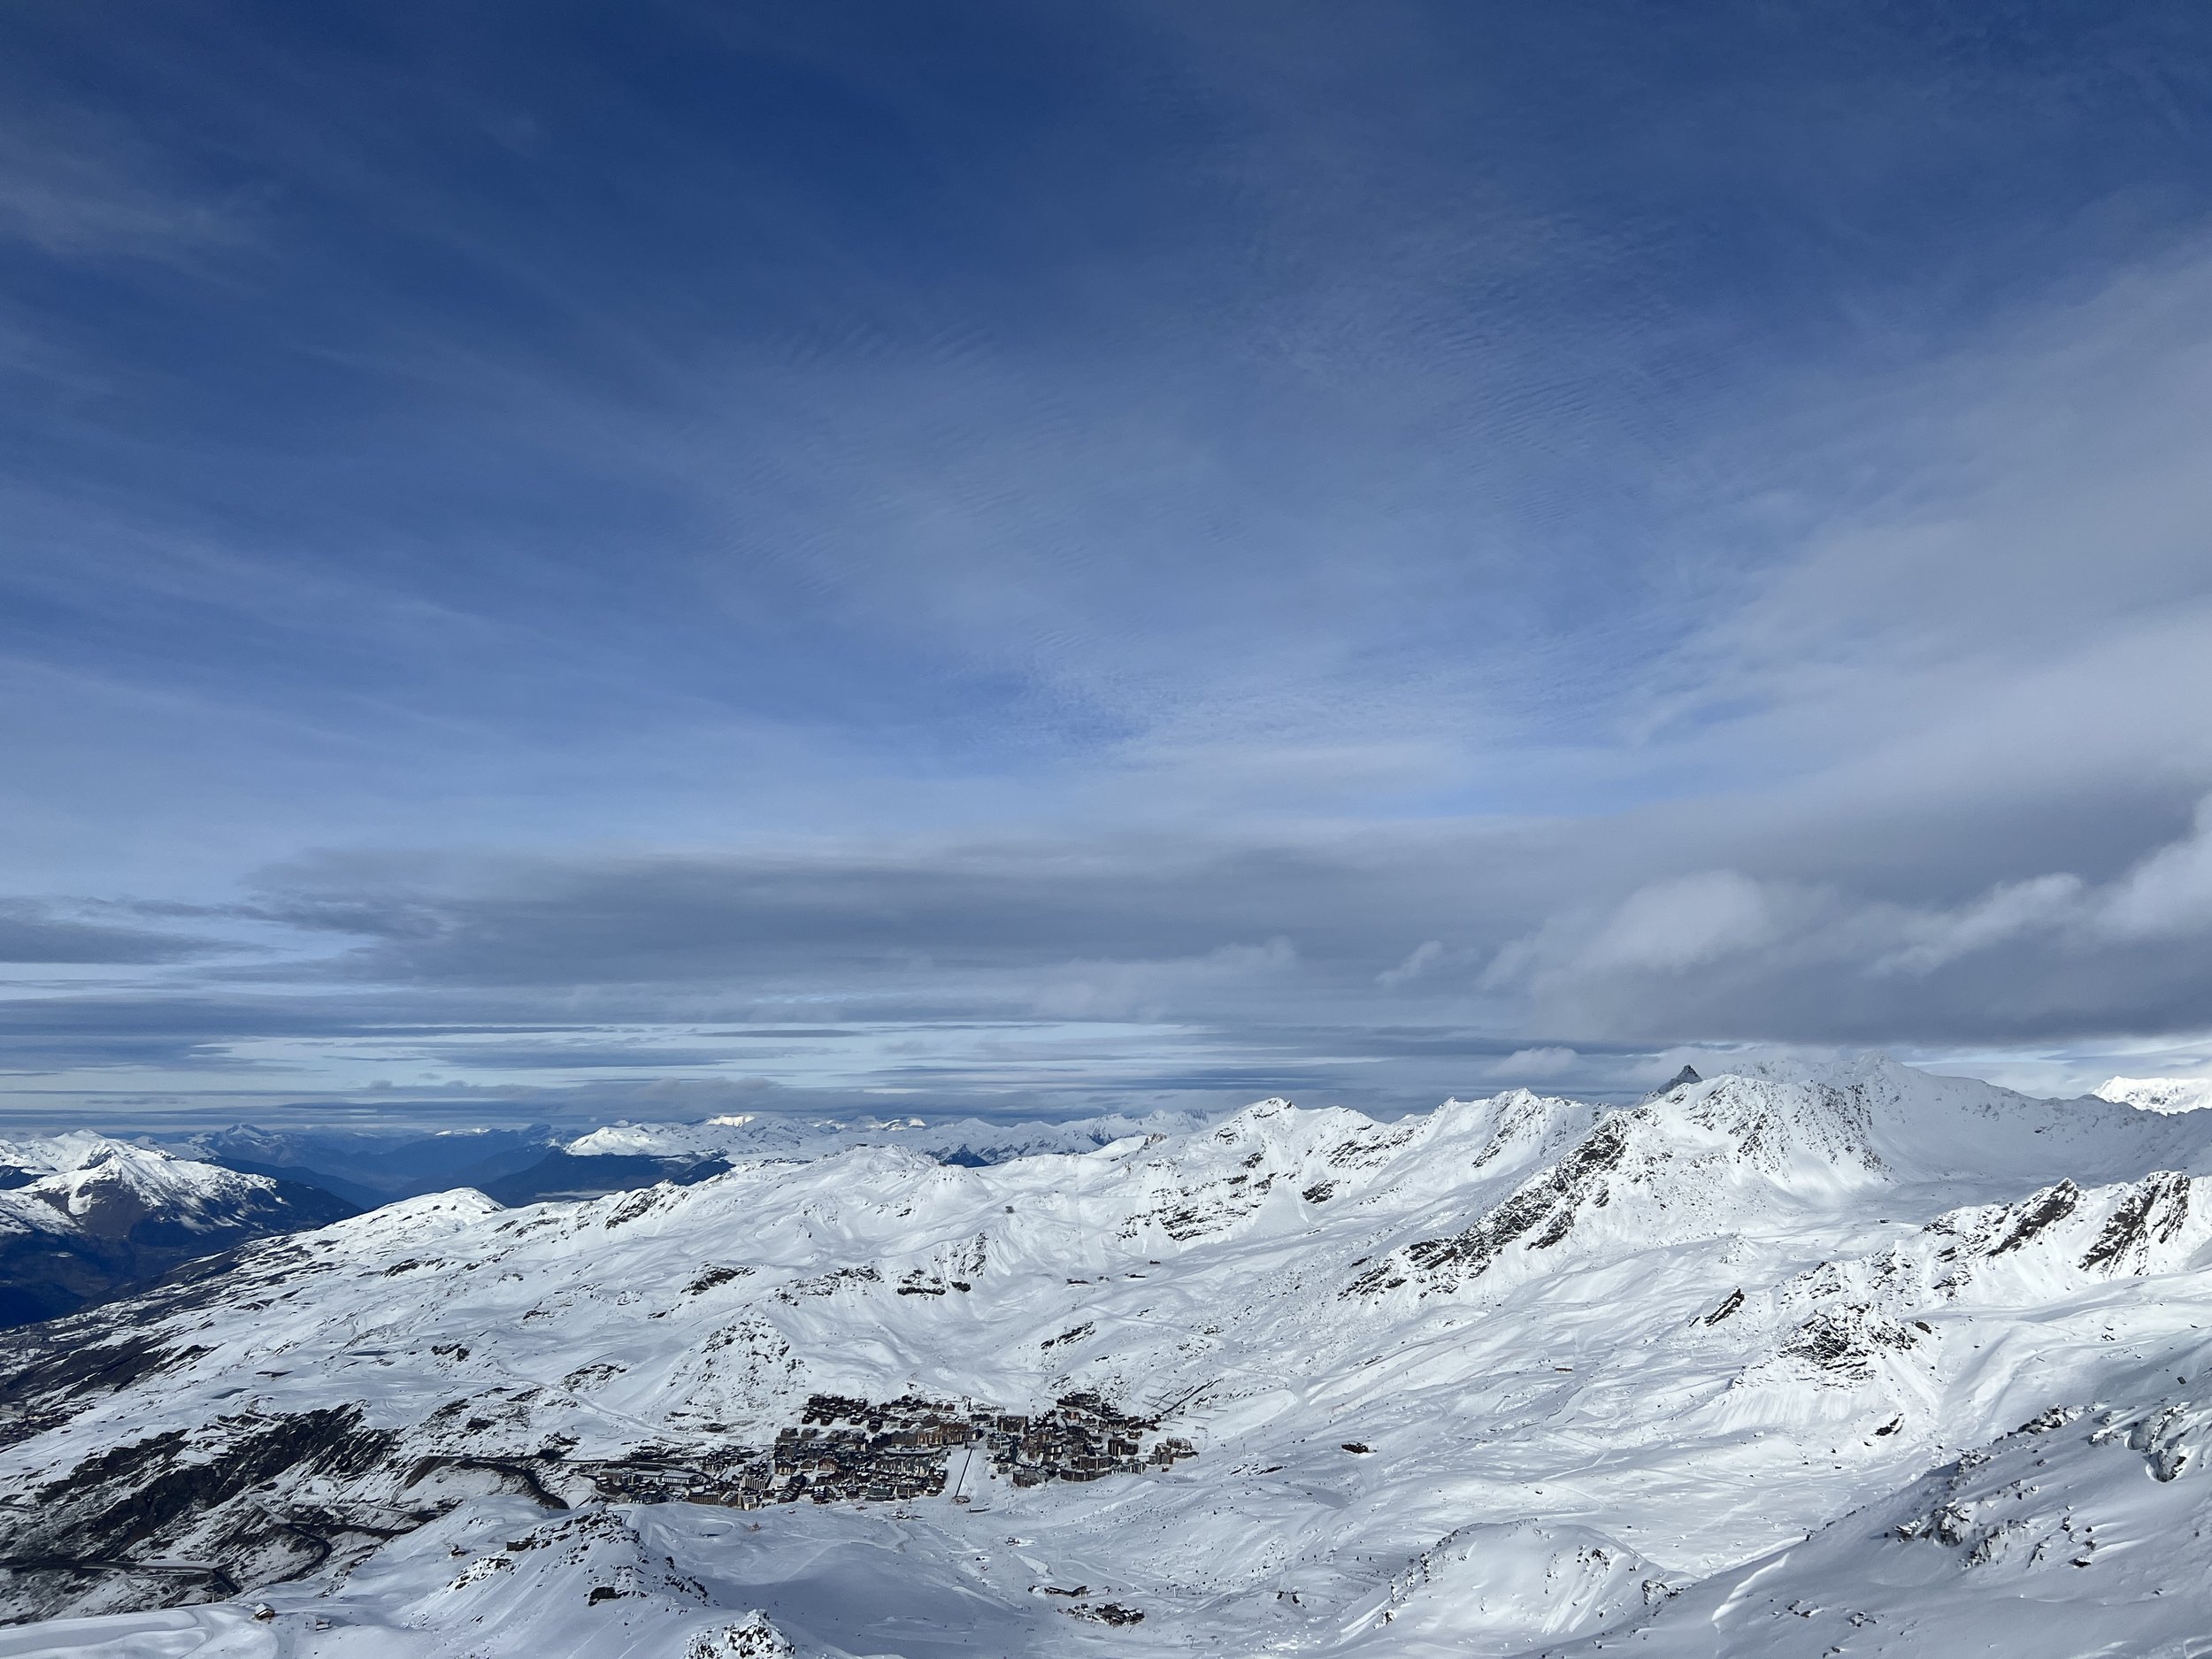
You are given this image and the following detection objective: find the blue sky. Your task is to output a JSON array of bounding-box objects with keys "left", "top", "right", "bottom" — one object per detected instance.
[{"left": 6, "top": 1, "right": 2212, "bottom": 1129}]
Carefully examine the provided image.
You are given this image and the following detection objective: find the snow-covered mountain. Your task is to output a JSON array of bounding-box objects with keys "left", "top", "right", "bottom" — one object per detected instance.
[
  {"left": 2096, "top": 1074, "right": 2212, "bottom": 1114},
  {"left": 3, "top": 1057, "right": 2210, "bottom": 1655},
  {"left": 0, "top": 1135, "right": 357, "bottom": 1328},
  {"left": 156, "top": 1114, "right": 1215, "bottom": 1216},
  {"left": 559, "top": 1108, "right": 1209, "bottom": 1165}
]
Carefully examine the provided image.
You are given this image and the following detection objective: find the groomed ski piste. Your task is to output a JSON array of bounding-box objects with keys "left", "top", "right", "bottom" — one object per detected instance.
[{"left": 3, "top": 1054, "right": 2211, "bottom": 1656}]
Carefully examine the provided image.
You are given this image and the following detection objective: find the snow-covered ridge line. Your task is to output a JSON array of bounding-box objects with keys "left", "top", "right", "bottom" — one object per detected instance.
[
  {"left": 2097, "top": 1074, "right": 2212, "bottom": 1113},
  {"left": 4, "top": 1054, "right": 2212, "bottom": 1655},
  {"left": 561, "top": 1107, "right": 1211, "bottom": 1165},
  {"left": 0, "top": 1130, "right": 180, "bottom": 1178}
]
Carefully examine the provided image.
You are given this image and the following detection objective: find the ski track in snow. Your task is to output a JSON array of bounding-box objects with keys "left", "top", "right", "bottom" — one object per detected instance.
[{"left": 4, "top": 1056, "right": 2212, "bottom": 1655}]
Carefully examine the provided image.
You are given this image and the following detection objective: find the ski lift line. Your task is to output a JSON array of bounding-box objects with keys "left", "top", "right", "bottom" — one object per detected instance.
[{"left": 1155, "top": 1379, "right": 1221, "bottom": 1418}]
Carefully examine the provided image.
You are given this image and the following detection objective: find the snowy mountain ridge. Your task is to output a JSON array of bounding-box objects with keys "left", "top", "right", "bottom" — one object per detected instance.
[
  {"left": 2096, "top": 1074, "right": 2212, "bottom": 1114},
  {"left": 3, "top": 1056, "right": 2211, "bottom": 1655},
  {"left": 560, "top": 1107, "right": 1211, "bottom": 1165},
  {"left": 2, "top": 1132, "right": 273, "bottom": 1208},
  {"left": 0, "top": 1136, "right": 358, "bottom": 1329}
]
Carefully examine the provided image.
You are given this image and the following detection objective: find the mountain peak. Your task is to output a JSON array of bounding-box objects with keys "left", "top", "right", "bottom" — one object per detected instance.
[{"left": 10, "top": 1056, "right": 2212, "bottom": 1652}]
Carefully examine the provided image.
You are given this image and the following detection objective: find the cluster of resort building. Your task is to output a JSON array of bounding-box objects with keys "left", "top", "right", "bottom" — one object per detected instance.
[{"left": 581, "top": 1389, "right": 1195, "bottom": 1509}]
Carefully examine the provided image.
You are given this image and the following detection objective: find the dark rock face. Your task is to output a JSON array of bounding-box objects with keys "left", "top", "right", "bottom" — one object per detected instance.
[
  {"left": 1349, "top": 1115, "right": 1634, "bottom": 1294},
  {"left": 1069, "top": 1601, "right": 1146, "bottom": 1625},
  {"left": 2078, "top": 1171, "right": 2192, "bottom": 1273},
  {"left": 0, "top": 1329, "right": 213, "bottom": 1421},
  {"left": 1779, "top": 1306, "right": 1921, "bottom": 1382},
  {"left": 1987, "top": 1180, "right": 2082, "bottom": 1256},
  {"left": 1701, "top": 1288, "right": 1746, "bottom": 1325},
  {"left": 0, "top": 1407, "right": 400, "bottom": 1624},
  {"left": 0, "top": 1279, "right": 590, "bottom": 1627}
]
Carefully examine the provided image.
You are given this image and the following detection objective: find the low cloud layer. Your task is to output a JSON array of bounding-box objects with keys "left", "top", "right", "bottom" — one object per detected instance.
[
  {"left": 1486, "top": 798, "right": 2212, "bottom": 1044},
  {"left": 8, "top": 784, "right": 2211, "bottom": 1127}
]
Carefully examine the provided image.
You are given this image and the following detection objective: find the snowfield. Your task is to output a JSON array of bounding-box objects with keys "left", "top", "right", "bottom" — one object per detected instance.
[{"left": 4, "top": 1056, "right": 2211, "bottom": 1655}]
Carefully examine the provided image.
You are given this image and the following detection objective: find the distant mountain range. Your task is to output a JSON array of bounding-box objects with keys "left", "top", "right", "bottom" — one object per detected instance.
[
  {"left": 162, "top": 1110, "right": 1210, "bottom": 1209},
  {"left": 169, "top": 1123, "right": 570, "bottom": 1209},
  {"left": 3, "top": 1058, "right": 2210, "bottom": 1654},
  {"left": 0, "top": 1113, "right": 1210, "bottom": 1330},
  {"left": 558, "top": 1106, "right": 1207, "bottom": 1164}
]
